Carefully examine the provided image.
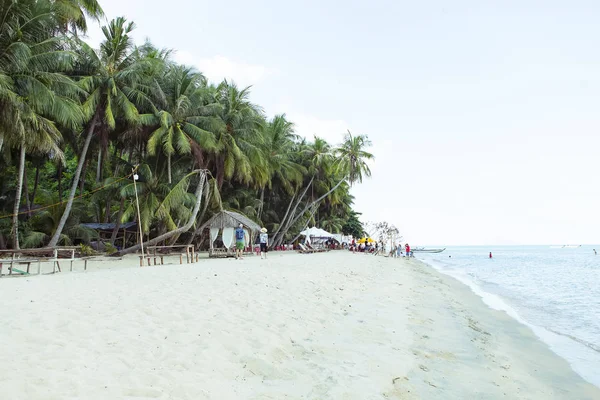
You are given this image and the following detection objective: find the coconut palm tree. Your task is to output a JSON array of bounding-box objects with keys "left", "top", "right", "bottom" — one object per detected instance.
[
  {"left": 142, "top": 65, "right": 218, "bottom": 184},
  {"left": 272, "top": 131, "right": 373, "bottom": 246},
  {"left": 206, "top": 81, "right": 264, "bottom": 189},
  {"left": 49, "top": 17, "right": 147, "bottom": 247},
  {"left": 0, "top": 0, "right": 84, "bottom": 249}
]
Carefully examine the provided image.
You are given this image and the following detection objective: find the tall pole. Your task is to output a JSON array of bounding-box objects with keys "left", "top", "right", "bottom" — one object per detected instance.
[{"left": 132, "top": 167, "right": 145, "bottom": 266}]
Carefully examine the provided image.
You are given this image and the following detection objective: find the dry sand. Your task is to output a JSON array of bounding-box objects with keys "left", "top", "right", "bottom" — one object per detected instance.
[{"left": 0, "top": 252, "right": 598, "bottom": 399}]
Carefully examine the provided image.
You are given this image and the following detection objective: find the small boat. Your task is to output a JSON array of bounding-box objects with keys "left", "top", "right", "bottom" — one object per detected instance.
[{"left": 411, "top": 247, "right": 446, "bottom": 253}]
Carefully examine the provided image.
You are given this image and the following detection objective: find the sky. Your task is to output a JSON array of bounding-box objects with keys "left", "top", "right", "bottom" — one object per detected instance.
[{"left": 85, "top": 0, "right": 600, "bottom": 245}]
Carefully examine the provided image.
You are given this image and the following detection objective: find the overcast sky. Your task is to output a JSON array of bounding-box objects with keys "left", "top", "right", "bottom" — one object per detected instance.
[{"left": 86, "top": 0, "right": 600, "bottom": 245}]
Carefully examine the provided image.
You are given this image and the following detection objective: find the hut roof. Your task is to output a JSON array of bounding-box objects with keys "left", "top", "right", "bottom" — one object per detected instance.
[
  {"left": 81, "top": 222, "right": 137, "bottom": 231},
  {"left": 198, "top": 210, "right": 261, "bottom": 232}
]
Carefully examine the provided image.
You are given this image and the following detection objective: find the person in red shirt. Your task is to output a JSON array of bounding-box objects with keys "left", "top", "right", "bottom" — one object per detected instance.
[{"left": 405, "top": 243, "right": 410, "bottom": 257}]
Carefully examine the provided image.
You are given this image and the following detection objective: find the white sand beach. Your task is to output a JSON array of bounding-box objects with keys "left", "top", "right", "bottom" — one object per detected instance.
[{"left": 0, "top": 252, "right": 598, "bottom": 399}]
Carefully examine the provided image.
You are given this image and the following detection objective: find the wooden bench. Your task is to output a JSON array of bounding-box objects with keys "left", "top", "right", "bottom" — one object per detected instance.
[
  {"left": 141, "top": 245, "right": 197, "bottom": 266},
  {"left": 0, "top": 248, "right": 93, "bottom": 276}
]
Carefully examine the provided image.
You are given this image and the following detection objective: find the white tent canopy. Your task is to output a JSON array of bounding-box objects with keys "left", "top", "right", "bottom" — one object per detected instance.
[{"left": 300, "top": 227, "right": 333, "bottom": 238}]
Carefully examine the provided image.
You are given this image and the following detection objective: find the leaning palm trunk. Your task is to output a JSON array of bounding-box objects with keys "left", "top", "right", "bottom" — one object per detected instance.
[
  {"left": 48, "top": 113, "right": 99, "bottom": 247},
  {"left": 186, "top": 179, "right": 211, "bottom": 246},
  {"left": 275, "top": 178, "right": 345, "bottom": 247},
  {"left": 117, "top": 170, "right": 207, "bottom": 256},
  {"left": 11, "top": 144, "right": 26, "bottom": 250},
  {"left": 271, "top": 176, "right": 314, "bottom": 247},
  {"left": 290, "top": 204, "right": 319, "bottom": 244}
]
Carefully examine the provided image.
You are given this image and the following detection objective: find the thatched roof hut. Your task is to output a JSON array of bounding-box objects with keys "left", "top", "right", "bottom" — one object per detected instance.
[
  {"left": 198, "top": 210, "right": 261, "bottom": 232},
  {"left": 198, "top": 210, "right": 261, "bottom": 257}
]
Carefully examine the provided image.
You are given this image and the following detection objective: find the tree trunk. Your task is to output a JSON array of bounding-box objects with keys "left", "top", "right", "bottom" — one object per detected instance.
[
  {"left": 57, "top": 163, "right": 63, "bottom": 203},
  {"left": 257, "top": 187, "right": 265, "bottom": 221},
  {"left": 117, "top": 170, "right": 207, "bottom": 256},
  {"left": 216, "top": 154, "right": 224, "bottom": 190},
  {"left": 187, "top": 179, "right": 211, "bottom": 245},
  {"left": 31, "top": 164, "right": 40, "bottom": 209},
  {"left": 23, "top": 163, "right": 31, "bottom": 216},
  {"left": 79, "top": 158, "right": 89, "bottom": 196},
  {"left": 167, "top": 153, "right": 172, "bottom": 184},
  {"left": 290, "top": 205, "right": 318, "bottom": 244},
  {"left": 280, "top": 178, "right": 344, "bottom": 240},
  {"left": 269, "top": 192, "right": 296, "bottom": 248},
  {"left": 12, "top": 144, "right": 26, "bottom": 250},
  {"left": 272, "top": 176, "right": 314, "bottom": 246},
  {"left": 48, "top": 113, "right": 99, "bottom": 247},
  {"left": 96, "top": 148, "right": 102, "bottom": 182},
  {"left": 104, "top": 198, "right": 111, "bottom": 223},
  {"left": 110, "top": 198, "right": 125, "bottom": 245},
  {"left": 274, "top": 178, "right": 344, "bottom": 247}
]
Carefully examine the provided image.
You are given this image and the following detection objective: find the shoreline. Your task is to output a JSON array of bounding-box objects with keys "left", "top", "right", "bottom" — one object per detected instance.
[
  {"left": 404, "top": 256, "right": 600, "bottom": 398},
  {"left": 418, "top": 254, "right": 600, "bottom": 389},
  {"left": 0, "top": 252, "right": 598, "bottom": 399}
]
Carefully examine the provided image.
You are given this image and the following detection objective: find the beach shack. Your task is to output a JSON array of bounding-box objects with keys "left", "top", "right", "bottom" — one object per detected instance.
[
  {"left": 80, "top": 222, "right": 138, "bottom": 249},
  {"left": 197, "top": 210, "right": 261, "bottom": 258}
]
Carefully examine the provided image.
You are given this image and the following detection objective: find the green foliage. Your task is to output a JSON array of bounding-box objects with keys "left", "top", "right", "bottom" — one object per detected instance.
[
  {"left": 342, "top": 211, "right": 365, "bottom": 239},
  {"left": 105, "top": 242, "right": 117, "bottom": 255},
  {"left": 78, "top": 243, "right": 96, "bottom": 256},
  {"left": 0, "top": 0, "right": 375, "bottom": 250}
]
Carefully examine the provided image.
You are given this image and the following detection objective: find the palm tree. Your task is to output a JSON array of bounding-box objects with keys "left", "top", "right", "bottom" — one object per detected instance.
[
  {"left": 273, "top": 131, "right": 373, "bottom": 246},
  {"left": 206, "top": 81, "right": 263, "bottom": 189},
  {"left": 0, "top": 0, "right": 84, "bottom": 249},
  {"left": 54, "top": 0, "right": 104, "bottom": 33},
  {"left": 49, "top": 17, "right": 146, "bottom": 247},
  {"left": 142, "top": 65, "right": 217, "bottom": 184},
  {"left": 255, "top": 114, "right": 304, "bottom": 221}
]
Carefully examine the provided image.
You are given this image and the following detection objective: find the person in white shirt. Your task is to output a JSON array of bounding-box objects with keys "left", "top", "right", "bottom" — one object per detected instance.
[{"left": 259, "top": 227, "right": 269, "bottom": 259}]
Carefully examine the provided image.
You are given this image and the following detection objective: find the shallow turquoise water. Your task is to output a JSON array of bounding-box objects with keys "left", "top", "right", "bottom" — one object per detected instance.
[{"left": 418, "top": 245, "right": 600, "bottom": 387}]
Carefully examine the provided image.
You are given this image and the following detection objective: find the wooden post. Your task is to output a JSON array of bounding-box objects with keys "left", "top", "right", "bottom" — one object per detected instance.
[
  {"left": 84, "top": 259, "right": 88, "bottom": 271},
  {"left": 186, "top": 246, "right": 190, "bottom": 264},
  {"left": 70, "top": 249, "right": 74, "bottom": 272},
  {"left": 37, "top": 260, "right": 41, "bottom": 275},
  {"left": 179, "top": 253, "right": 183, "bottom": 264},
  {"left": 160, "top": 255, "right": 164, "bottom": 265},
  {"left": 122, "top": 228, "right": 126, "bottom": 249},
  {"left": 132, "top": 168, "right": 145, "bottom": 267},
  {"left": 9, "top": 252, "right": 15, "bottom": 276}
]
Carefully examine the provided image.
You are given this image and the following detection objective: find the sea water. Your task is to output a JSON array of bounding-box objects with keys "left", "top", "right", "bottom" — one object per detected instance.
[{"left": 417, "top": 245, "right": 600, "bottom": 388}]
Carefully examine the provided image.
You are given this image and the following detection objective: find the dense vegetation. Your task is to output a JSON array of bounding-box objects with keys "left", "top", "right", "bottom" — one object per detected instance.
[{"left": 0, "top": 0, "right": 373, "bottom": 251}]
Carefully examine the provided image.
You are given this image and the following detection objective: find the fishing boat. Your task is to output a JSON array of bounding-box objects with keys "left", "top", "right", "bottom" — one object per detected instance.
[{"left": 411, "top": 247, "right": 446, "bottom": 253}]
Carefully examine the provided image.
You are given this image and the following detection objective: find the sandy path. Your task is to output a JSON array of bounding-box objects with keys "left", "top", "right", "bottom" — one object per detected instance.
[{"left": 0, "top": 252, "right": 597, "bottom": 399}]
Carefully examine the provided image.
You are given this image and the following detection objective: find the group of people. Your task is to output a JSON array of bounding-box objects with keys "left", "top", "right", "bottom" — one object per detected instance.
[
  {"left": 348, "top": 239, "right": 414, "bottom": 258},
  {"left": 349, "top": 239, "right": 380, "bottom": 254},
  {"left": 390, "top": 243, "right": 413, "bottom": 258},
  {"left": 234, "top": 224, "right": 270, "bottom": 260}
]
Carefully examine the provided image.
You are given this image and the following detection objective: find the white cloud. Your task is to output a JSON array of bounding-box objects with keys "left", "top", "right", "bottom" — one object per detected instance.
[{"left": 174, "top": 52, "right": 274, "bottom": 87}]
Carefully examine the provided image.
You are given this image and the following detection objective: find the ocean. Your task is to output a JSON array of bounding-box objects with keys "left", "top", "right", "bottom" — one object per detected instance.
[{"left": 417, "top": 245, "right": 600, "bottom": 388}]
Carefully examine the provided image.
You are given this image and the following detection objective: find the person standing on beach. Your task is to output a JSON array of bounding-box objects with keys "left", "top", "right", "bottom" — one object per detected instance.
[
  {"left": 235, "top": 224, "right": 245, "bottom": 259},
  {"left": 405, "top": 243, "right": 410, "bottom": 257},
  {"left": 489, "top": 252, "right": 493, "bottom": 259},
  {"left": 594, "top": 249, "right": 597, "bottom": 256},
  {"left": 259, "top": 227, "right": 269, "bottom": 259}
]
